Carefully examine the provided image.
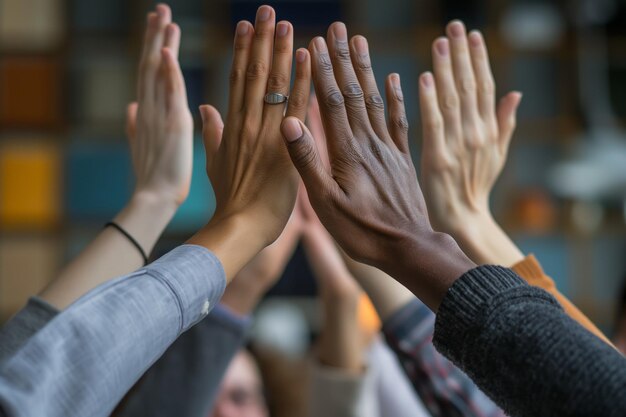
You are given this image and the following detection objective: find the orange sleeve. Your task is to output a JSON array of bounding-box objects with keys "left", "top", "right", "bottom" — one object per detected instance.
[{"left": 512, "top": 254, "right": 615, "bottom": 349}]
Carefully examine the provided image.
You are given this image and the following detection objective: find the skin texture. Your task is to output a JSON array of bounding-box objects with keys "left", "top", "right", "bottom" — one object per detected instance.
[
  {"left": 39, "top": 4, "right": 193, "bottom": 309},
  {"left": 188, "top": 6, "right": 311, "bottom": 282},
  {"left": 280, "top": 23, "right": 475, "bottom": 311},
  {"left": 211, "top": 350, "right": 268, "bottom": 417},
  {"left": 419, "top": 21, "right": 524, "bottom": 267}
]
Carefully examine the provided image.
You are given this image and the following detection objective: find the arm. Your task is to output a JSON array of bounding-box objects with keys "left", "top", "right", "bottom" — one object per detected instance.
[
  {"left": 282, "top": 21, "right": 626, "bottom": 417},
  {"left": 114, "top": 207, "right": 302, "bottom": 417},
  {"left": 344, "top": 258, "right": 505, "bottom": 417},
  {"left": 38, "top": 4, "right": 194, "bottom": 310},
  {"left": 418, "top": 22, "right": 612, "bottom": 346},
  {"left": 434, "top": 265, "right": 626, "bottom": 417},
  {"left": 0, "top": 245, "right": 226, "bottom": 417}
]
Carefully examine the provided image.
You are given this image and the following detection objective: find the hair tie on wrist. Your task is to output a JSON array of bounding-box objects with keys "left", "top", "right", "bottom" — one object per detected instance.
[{"left": 104, "top": 222, "right": 149, "bottom": 266}]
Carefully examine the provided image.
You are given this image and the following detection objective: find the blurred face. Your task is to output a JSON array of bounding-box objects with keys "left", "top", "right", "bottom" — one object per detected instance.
[{"left": 211, "top": 350, "right": 268, "bottom": 417}]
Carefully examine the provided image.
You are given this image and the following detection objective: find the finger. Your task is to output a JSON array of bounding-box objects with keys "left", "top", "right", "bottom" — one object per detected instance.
[
  {"left": 281, "top": 117, "right": 340, "bottom": 205},
  {"left": 327, "top": 22, "right": 371, "bottom": 136},
  {"left": 244, "top": 5, "right": 276, "bottom": 127},
  {"left": 431, "top": 37, "right": 462, "bottom": 144},
  {"left": 163, "top": 23, "right": 181, "bottom": 59},
  {"left": 126, "top": 102, "right": 139, "bottom": 140},
  {"left": 201, "top": 104, "right": 225, "bottom": 168},
  {"left": 446, "top": 21, "right": 480, "bottom": 126},
  {"left": 496, "top": 91, "right": 522, "bottom": 151},
  {"left": 384, "top": 73, "right": 409, "bottom": 153},
  {"left": 309, "top": 36, "right": 355, "bottom": 160},
  {"left": 306, "top": 95, "right": 331, "bottom": 170},
  {"left": 138, "top": 5, "right": 171, "bottom": 99},
  {"left": 227, "top": 21, "right": 254, "bottom": 117},
  {"left": 419, "top": 72, "right": 446, "bottom": 157},
  {"left": 286, "top": 48, "right": 311, "bottom": 123},
  {"left": 264, "top": 21, "right": 293, "bottom": 120},
  {"left": 160, "top": 47, "right": 189, "bottom": 110},
  {"left": 350, "top": 36, "right": 388, "bottom": 142},
  {"left": 468, "top": 30, "right": 496, "bottom": 122}
]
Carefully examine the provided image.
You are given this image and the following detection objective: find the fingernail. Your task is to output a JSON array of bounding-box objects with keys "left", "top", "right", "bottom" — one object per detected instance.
[
  {"left": 257, "top": 5, "right": 271, "bottom": 22},
  {"left": 313, "top": 37, "right": 327, "bottom": 53},
  {"left": 435, "top": 38, "right": 449, "bottom": 56},
  {"left": 354, "top": 36, "right": 368, "bottom": 55},
  {"left": 332, "top": 22, "right": 347, "bottom": 42},
  {"left": 282, "top": 119, "right": 303, "bottom": 143},
  {"left": 236, "top": 21, "right": 249, "bottom": 36},
  {"left": 391, "top": 73, "right": 400, "bottom": 87},
  {"left": 296, "top": 49, "right": 307, "bottom": 63},
  {"left": 421, "top": 72, "right": 434, "bottom": 88},
  {"left": 276, "top": 21, "right": 289, "bottom": 37},
  {"left": 469, "top": 31, "right": 482, "bottom": 47},
  {"left": 448, "top": 20, "right": 465, "bottom": 38}
]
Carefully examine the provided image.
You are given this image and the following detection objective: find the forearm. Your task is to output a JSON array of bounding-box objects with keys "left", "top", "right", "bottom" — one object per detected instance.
[
  {"left": 434, "top": 265, "right": 626, "bottom": 417},
  {"left": 39, "top": 192, "right": 178, "bottom": 309},
  {"left": 451, "top": 212, "right": 524, "bottom": 267},
  {"left": 0, "top": 245, "right": 226, "bottom": 417},
  {"left": 341, "top": 255, "right": 414, "bottom": 322},
  {"left": 317, "top": 299, "right": 364, "bottom": 372}
]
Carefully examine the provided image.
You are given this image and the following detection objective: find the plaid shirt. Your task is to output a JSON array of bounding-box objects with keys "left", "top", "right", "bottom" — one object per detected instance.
[{"left": 382, "top": 299, "right": 507, "bottom": 417}]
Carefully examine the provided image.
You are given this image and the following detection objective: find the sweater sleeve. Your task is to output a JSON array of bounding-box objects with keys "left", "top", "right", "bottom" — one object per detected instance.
[
  {"left": 434, "top": 265, "right": 626, "bottom": 417},
  {"left": 113, "top": 303, "right": 251, "bottom": 417},
  {"left": 0, "top": 297, "right": 59, "bottom": 364},
  {"left": 511, "top": 254, "right": 614, "bottom": 348}
]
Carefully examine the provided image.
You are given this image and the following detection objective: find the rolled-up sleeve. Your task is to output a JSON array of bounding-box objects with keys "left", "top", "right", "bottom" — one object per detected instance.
[{"left": 0, "top": 244, "right": 226, "bottom": 417}]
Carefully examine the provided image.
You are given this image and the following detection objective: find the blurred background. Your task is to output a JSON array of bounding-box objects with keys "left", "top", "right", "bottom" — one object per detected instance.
[{"left": 1, "top": 0, "right": 626, "bottom": 336}]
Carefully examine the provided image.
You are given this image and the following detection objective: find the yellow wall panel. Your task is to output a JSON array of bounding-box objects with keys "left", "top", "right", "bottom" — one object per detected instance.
[
  {"left": 0, "top": 236, "right": 60, "bottom": 320},
  {"left": 0, "top": 141, "right": 61, "bottom": 229}
]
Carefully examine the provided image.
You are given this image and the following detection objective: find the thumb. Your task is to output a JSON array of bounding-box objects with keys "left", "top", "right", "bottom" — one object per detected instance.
[
  {"left": 281, "top": 117, "right": 335, "bottom": 203},
  {"left": 200, "top": 104, "right": 224, "bottom": 168},
  {"left": 497, "top": 91, "right": 522, "bottom": 150}
]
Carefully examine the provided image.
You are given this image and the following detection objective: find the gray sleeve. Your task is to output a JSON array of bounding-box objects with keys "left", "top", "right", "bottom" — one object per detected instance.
[
  {"left": 434, "top": 265, "right": 626, "bottom": 417},
  {"left": 368, "top": 337, "right": 431, "bottom": 417},
  {"left": 0, "top": 244, "right": 226, "bottom": 417},
  {"left": 0, "top": 297, "right": 59, "bottom": 364},
  {"left": 114, "top": 304, "right": 251, "bottom": 417}
]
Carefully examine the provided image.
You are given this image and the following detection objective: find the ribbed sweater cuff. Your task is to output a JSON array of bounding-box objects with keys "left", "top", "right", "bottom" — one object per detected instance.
[{"left": 434, "top": 265, "right": 528, "bottom": 353}]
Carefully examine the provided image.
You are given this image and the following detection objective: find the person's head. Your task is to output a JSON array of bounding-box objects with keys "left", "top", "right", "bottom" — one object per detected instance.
[{"left": 211, "top": 349, "right": 268, "bottom": 417}]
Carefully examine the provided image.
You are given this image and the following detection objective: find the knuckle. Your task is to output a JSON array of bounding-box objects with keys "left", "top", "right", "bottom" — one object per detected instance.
[
  {"left": 324, "top": 89, "right": 345, "bottom": 108},
  {"left": 229, "top": 68, "right": 245, "bottom": 86},
  {"left": 290, "top": 142, "right": 317, "bottom": 170},
  {"left": 478, "top": 79, "right": 495, "bottom": 95},
  {"left": 241, "top": 120, "right": 258, "bottom": 140},
  {"left": 465, "top": 128, "right": 486, "bottom": 149},
  {"left": 334, "top": 43, "right": 351, "bottom": 62},
  {"left": 246, "top": 61, "right": 268, "bottom": 81},
  {"left": 425, "top": 117, "right": 443, "bottom": 135},
  {"left": 343, "top": 83, "right": 364, "bottom": 100},
  {"left": 365, "top": 94, "right": 385, "bottom": 111},
  {"left": 317, "top": 52, "right": 334, "bottom": 74},
  {"left": 459, "top": 78, "right": 476, "bottom": 95},
  {"left": 356, "top": 54, "right": 372, "bottom": 72},
  {"left": 267, "top": 72, "right": 288, "bottom": 91},
  {"left": 288, "top": 90, "right": 307, "bottom": 110},
  {"left": 393, "top": 115, "right": 409, "bottom": 131},
  {"left": 441, "top": 93, "right": 459, "bottom": 112}
]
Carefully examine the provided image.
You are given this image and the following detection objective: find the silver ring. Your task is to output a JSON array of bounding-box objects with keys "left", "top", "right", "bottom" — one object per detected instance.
[{"left": 264, "top": 92, "right": 288, "bottom": 105}]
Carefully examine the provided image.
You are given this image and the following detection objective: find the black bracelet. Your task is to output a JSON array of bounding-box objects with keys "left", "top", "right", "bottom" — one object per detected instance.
[{"left": 104, "top": 222, "right": 149, "bottom": 266}]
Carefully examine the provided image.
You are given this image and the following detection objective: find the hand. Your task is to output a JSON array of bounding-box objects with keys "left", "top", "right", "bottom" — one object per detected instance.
[
  {"left": 419, "top": 21, "right": 524, "bottom": 266},
  {"left": 127, "top": 4, "right": 193, "bottom": 206},
  {"left": 188, "top": 6, "right": 311, "bottom": 280},
  {"left": 281, "top": 23, "right": 474, "bottom": 309}
]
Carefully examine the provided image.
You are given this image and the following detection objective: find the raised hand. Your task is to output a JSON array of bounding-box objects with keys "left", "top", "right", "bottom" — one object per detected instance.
[
  {"left": 189, "top": 5, "right": 311, "bottom": 280},
  {"left": 418, "top": 21, "right": 523, "bottom": 266},
  {"left": 281, "top": 23, "right": 475, "bottom": 309},
  {"left": 128, "top": 4, "right": 193, "bottom": 206}
]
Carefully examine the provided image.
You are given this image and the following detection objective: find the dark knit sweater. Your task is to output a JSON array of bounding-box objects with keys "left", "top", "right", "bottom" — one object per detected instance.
[{"left": 434, "top": 265, "right": 626, "bottom": 417}]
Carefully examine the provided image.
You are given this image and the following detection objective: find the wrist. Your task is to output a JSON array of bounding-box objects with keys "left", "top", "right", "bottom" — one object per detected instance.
[
  {"left": 385, "top": 231, "right": 476, "bottom": 312},
  {"left": 187, "top": 214, "right": 268, "bottom": 282}
]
